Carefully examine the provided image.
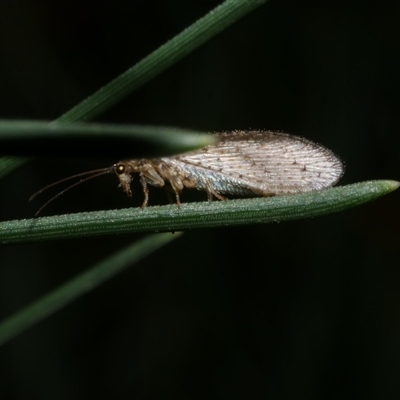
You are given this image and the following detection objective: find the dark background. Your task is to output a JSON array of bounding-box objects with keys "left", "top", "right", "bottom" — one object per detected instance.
[{"left": 1, "top": 1, "right": 400, "bottom": 399}]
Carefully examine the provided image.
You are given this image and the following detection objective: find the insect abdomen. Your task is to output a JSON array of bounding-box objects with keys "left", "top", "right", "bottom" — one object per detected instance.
[{"left": 162, "top": 159, "right": 268, "bottom": 197}]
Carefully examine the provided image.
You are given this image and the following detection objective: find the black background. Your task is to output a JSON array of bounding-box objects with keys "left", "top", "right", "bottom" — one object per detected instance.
[{"left": 1, "top": 1, "right": 400, "bottom": 399}]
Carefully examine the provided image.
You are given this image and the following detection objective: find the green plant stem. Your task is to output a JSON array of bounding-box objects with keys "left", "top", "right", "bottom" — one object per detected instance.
[
  {"left": 0, "top": 232, "right": 182, "bottom": 346},
  {"left": 1, "top": 181, "right": 398, "bottom": 245},
  {"left": 0, "top": 120, "right": 215, "bottom": 158},
  {"left": 0, "top": 157, "right": 27, "bottom": 180},
  {"left": 0, "top": 0, "right": 267, "bottom": 176},
  {"left": 57, "top": 0, "right": 267, "bottom": 123}
]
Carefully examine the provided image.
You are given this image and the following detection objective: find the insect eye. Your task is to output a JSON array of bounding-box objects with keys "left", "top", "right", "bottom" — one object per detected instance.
[{"left": 116, "top": 163, "right": 126, "bottom": 174}]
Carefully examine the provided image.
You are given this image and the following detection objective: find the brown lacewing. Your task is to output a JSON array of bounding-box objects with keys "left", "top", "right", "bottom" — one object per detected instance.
[{"left": 30, "top": 130, "right": 344, "bottom": 215}]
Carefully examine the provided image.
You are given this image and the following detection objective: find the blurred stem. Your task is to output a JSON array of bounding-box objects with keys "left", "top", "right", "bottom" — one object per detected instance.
[
  {"left": 0, "top": 232, "right": 182, "bottom": 346},
  {"left": 0, "top": 0, "right": 267, "bottom": 176},
  {"left": 0, "top": 120, "right": 215, "bottom": 159},
  {"left": 58, "top": 0, "right": 267, "bottom": 123}
]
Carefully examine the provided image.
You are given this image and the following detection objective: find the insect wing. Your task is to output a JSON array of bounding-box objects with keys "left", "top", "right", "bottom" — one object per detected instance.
[{"left": 172, "top": 131, "right": 343, "bottom": 196}]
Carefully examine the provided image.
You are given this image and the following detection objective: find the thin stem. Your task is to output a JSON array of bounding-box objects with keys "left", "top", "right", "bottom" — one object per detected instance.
[
  {"left": 0, "top": 181, "right": 398, "bottom": 245},
  {"left": 0, "top": 232, "right": 182, "bottom": 346}
]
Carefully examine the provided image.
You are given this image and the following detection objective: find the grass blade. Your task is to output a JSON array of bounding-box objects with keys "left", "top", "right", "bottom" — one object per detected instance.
[
  {"left": 1, "top": 0, "right": 267, "bottom": 176},
  {"left": 0, "top": 232, "right": 182, "bottom": 346},
  {"left": 0, "top": 120, "right": 215, "bottom": 158},
  {"left": 1, "top": 180, "right": 398, "bottom": 245},
  {"left": 57, "top": 0, "right": 267, "bottom": 123}
]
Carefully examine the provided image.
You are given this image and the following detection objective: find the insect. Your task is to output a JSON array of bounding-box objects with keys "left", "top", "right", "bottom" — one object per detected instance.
[{"left": 30, "top": 130, "right": 344, "bottom": 215}]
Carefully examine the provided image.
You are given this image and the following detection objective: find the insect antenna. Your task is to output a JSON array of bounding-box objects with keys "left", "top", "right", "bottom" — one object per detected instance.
[{"left": 30, "top": 167, "right": 114, "bottom": 216}]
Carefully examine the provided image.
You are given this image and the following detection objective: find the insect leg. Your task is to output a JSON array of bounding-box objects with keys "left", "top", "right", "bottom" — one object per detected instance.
[
  {"left": 137, "top": 166, "right": 166, "bottom": 207},
  {"left": 155, "top": 165, "right": 183, "bottom": 207},
  {"left": 139, "top": 174, "right": 149, "bottom": 208},
  {"left": 173, "top": 188, "right": 182, "bottom": 207},
  {"left": 161, "top": 181, "right": 182, "bottom": 207},
  {"left": 163, "top": 185, "right": 182, "bottom": 207},
  {"left": 204, "top": 179, "right": 226, "bottom": 202}
]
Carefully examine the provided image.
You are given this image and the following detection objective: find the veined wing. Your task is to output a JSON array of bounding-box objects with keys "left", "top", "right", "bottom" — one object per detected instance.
[{"left": 171, "top": 130, "right": 343, "bottom": 195}]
